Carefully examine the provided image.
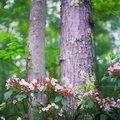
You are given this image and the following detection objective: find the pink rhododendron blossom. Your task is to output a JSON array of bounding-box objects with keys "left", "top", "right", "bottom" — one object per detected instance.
[
  {"left": 83, "top": 90, "right": 120, "bottom": 111},
  {"left": 30, "top": 79, "right": 37, "bottom": 83},
  {"left": 5, "top": 79, "right": 11, "bottom": 89},
  {"left": 37, "top": 85, "right": 44, "bottom": 91},
  {"left": 0, "top": 116, "right": 5, "bottom": 120},
  {"left": 41, "top": 103, "right": 62, "bottom": 117},
  {"left": 83, "top": 90, "right": 93, "bottom": 97},
  {"left": 42, "top": 103, "right": 59, "bottom": 112},
  {"left": 59, "top": 84, "right": 77, "bottom": 96},
  {"left": 54, "top": 84, "right": 63, "bottom": 92},
  {"left": 5, "top": 77, "right": 21, "bottom": 89},
  {"left": 19, "top": 79, "right": 28, "bottom": 86},
  {"left": 5, "top": 76, "right": 76, "bottom": 97},
  {"left": 117, "top": 99, "right": 120, "bottom": 102},
  {"left": 44, "top": 77, "right": 58, "bottom": 89},
  {"left": 108, "top": 62, "right": 120, "bottom": 76},
  {"left": 28, "top": 83, "right": 34, "bottom": 91}
]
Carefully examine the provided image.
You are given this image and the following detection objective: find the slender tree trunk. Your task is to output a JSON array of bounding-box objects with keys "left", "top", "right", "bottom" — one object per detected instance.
[
  {"left": 60, "top": 0, "right": 95, "bottom": 114},
  {"left": 27, "top": 0, "right": 46, "bottom": 119}
]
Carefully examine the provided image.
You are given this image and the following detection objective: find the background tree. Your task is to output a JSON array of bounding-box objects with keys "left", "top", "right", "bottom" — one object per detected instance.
[
  {"left": 60, "top": 0, "right": 95, "bottom": 113},
  {"left": 27, "top": 0, "right": 46, "bottom": 119},
  {"left": 0, "top": 0, "right": 120, "bottom": 119}
]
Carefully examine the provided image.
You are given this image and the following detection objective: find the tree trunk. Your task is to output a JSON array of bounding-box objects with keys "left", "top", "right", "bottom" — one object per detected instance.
[
  {"left": 60, "top": 0, "right": 95, "bottom": 114},
  {"left": 27, "top": 0, "right": 46, "bottom": 119}
]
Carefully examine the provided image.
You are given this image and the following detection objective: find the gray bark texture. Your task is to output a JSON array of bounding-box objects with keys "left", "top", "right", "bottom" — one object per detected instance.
[
  {"left": 27, "top": 0, "right": 46, "bottom": 119},
  {"left": 60, "top": 0, "right": 95, "bottom": 114}
]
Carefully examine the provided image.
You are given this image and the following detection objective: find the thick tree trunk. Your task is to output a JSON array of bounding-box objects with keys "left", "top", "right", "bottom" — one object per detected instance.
[
  {"left": 27, "top": 0, "right": 46, "bottom": 119},
  {"left": 60, "top": 0, "right": 95, "bottom": 114}
]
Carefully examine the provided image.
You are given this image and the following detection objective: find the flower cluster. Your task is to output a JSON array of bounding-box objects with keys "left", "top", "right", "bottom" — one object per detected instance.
[
  {"left": 108, "top": 62, "right": 120, "bottom": 76},
  {"left": 83, "top": 90, "right": 99, "bottom": 98},
  {"left": 5, "top": 76, "right": 76, "bottom": 118},
  {"left": 83, "top": 90, "right": 120, "bottom": 111},
  {"left": 98, "top": 97, "right": 120, "bottom": 111},
  {"left": 41, "top": 103, "right": 63, "bottom": 117},
  {"left": 44, "top": 78, "right": 58, "bottom": 89},
  {"left": 5, "top": 76, "right": 76, "bottom": 97},
  {"left": 44, "top": 78, "right": 76, "bottom": 96},
  {"left": 55, "top": 84, "right": 77, "bottom": 97},
  {"left": 6, "top": 76, "right": 44, "bottom": 92}
]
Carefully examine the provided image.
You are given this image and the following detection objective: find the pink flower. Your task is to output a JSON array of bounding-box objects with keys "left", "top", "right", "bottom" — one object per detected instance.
[
  {"left": 0, "top": 116, "right": 5, "bottom": 120},
  {"left": 59, "top": 84, "right": 76, "bottom": 96},
  {"left": 28, "top": 83, "right": 34, "bottom": 90},
  {"left": 37, "top": 86, "right": 44, "bottom": 91},
  {"left": 42, "top": 107, "right": 48, "bottom": 112},
  {"left": 19, "top": 79, "right": 28, "bottom": 86},
  {"left": 95, "top": 97, "right": 101, "bottom": 102},
  {"left": 83, "top": 90, "right": 93, "bottom": 97},
  {"left": 51, "top": 78, "right": 57, "bottom": 86},
  {"left": 55, "top": 84, "right": 63, "bottom": 92},
  {"left": 108, "top": 62, "right": 120, "bottom": 76},
  {"left": 42, "top": 103, "right": 59, "bottom": 112},
  {"left": 31, "top": 79, "right": 37, "bottom": 84},
  {"left": 104, "top": 104, "right": 111, "bottom": 111},
  {"left": 117, "top": 99, "right": 120, "bottom": 102}
]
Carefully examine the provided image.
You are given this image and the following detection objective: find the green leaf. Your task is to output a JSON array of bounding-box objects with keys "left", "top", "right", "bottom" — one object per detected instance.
[
  {"left": 27, "top": 100, "right": 34, "bottom": 108},
  {"left": 0, "top": 102, "right": 5, "bottom": 107},
  {"left": 34, "top": 92, "right": 38, "bottom": 98},
  {"left": 9, "top": 45, "right": 16, "bottom": 49},
  {"left": 76, "top": 86, "right": 85, "bottom": 90},
  {"left": 87, "top": 100, "right": 94, "bottom": 108},
  {"left": 62, "top": 98, "right": 68, "bottom": 106},
  {"left": 42, "top": 88, "right": 47, "bottom": 93},
  {"left": 33, "top": 113, "right": 42, "bottom": 118},
  {"left": 100, "top": 114, "right": 108, "bottom": 120},
  {"left": 19, "top": 94, "right": 27, "bottom": 101},
  {"left": 74, "top": 111, "right": 81, "bottom": 120},
  {"left": 19, "top": 111, "right": 28, "bottom": 117},
  {"left": 4, "top": 89, "right": 17, "bottom": 100},
  {"left": 76, "top": 104, "right": 82, "bottom": 112},
  {"left": 48, "top": 116, "right": 53, "bottom": 120},
  {"left": 106, "top": 112, "right": 116, "bottom": 119},
  {"left": 63, "top": 110, "right": 69, "bottom": 119},
  {"left": 101, "top": 76, "right": 108, "bottom": 81},
  {"left": 0, "top": 102, "right": 6, "bottom": 110},
  {"left": 86, "top": 84, "right": 94, "bottom": 89},
  {"left": 54, "top": 96, "right": 62, "bottom": 102}
]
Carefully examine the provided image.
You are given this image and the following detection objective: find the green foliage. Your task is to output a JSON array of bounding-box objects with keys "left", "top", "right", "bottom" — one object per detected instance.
[
  {"left": 0, "top": 102, "right": 6, "bottom": 110},
  {"left": 0, "top": 0, "right": 120, "bottom": 119},
  {"left": 54, "top": 96, "right": 62, "bottom": 102},
  {"left": 76, "top": 84, "right": 95, "bottom": 91},
  {"left": 61, "top": 98, "right": 68, "bottom": 106},
  {"left": 1, "top": 73, "right": 120, "bottom": 119},
  {"left": 87, "top": 100, "right": 94, "bottom": 108},
  {"left": 0, "top": 77, "right": 76, "bottom": 120},
  {"left": 4, "top": 88, "right": 18, "bottom": 100},
  {"left": 94, "top": 0, "right": 120, "bottom": 15},
  {"left": 76, "top": 83, "right": 120, "bottom": 120}
]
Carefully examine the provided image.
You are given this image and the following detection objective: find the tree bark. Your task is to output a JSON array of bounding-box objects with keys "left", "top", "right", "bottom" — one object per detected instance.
[
  {"left": 60, "top": 0, "right": 95, "bottom": 115},
  {"left": 27, "top": 0, "right": 46, "bottom": 119}
]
